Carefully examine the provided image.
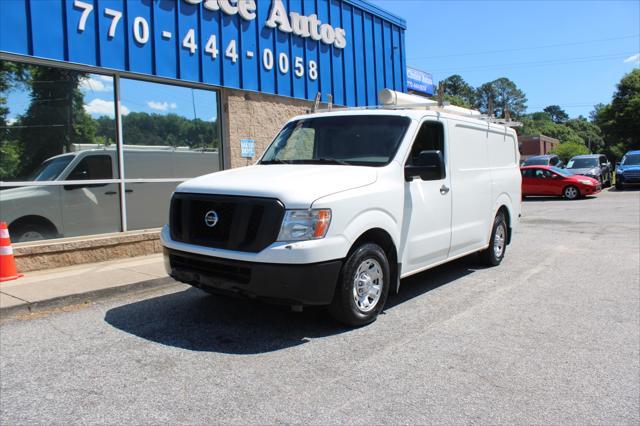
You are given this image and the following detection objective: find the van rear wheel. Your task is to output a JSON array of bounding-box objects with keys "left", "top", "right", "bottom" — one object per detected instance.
[
  {"left": 328, "top": 243, "right": 390, "bottom": 327},
  {"left": 480, "top": 213, "right": 507, "bottom": 267}
]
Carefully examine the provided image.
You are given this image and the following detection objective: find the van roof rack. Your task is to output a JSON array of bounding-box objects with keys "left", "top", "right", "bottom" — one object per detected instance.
[{"left": 307, "top": 89, "right": 522, "bottom": 127}]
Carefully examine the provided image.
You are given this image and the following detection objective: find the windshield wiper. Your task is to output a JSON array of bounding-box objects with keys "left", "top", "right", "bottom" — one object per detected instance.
[
  {"left": 261, "top": 158, "right": 290, "bottom": 165},
  {"left": 311, "top": 158, "right": 350, "bottom": 165}
]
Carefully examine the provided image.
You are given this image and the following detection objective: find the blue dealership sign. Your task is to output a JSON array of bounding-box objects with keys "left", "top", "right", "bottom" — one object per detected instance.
[
  {"left": 0, "top": 0, "right": 407, "bottom": 107},
  {"left": 407, "top": 67, "right": 434, "bottom": 96}
]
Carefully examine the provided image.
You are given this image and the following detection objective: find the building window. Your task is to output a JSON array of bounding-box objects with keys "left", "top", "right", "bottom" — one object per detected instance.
[
  {"left": 118, "top": 78, "right": 220, "bottom": 231},
  {"left": 0, "top": 60, "right": 221, "bottom": 242}
]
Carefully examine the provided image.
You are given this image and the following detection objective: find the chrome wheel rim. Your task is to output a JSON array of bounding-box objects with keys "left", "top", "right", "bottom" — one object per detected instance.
[
  {"left": 565, "top": 186, "right": 578, "bottom": 199},
  {"left": 352, "top": 258, "right": 383, "bottom": 313},
  {"left": 494, "top": 224, "right": 506, "bottom": 258},
  {"left": 19, "top": 231, "right": 44, "bottom": 242}
]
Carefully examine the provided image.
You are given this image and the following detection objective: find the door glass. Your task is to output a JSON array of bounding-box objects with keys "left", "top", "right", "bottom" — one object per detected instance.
[
  {"left": 68, "top": 155, "right": 113, "bottom": 180},
  {"left": 407, "top": 121, "right": 445, "bottom": 169}
]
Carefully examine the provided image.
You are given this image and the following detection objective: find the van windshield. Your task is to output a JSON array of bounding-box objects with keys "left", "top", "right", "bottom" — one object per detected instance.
[
  {"left": 567, "top": 158, "right": 597, "bottom": 169},
  {"left": 621, "top": 154, "right": 640, "bottom": 166},
  {"left": 260, "top": 115, "right": 411, "bottom": 166},
  {"left": 523, "top": 158, "right": 549, "bottom": 166},
  {"left": 28, "top": 155, "right": 74, "bottom": 181}
]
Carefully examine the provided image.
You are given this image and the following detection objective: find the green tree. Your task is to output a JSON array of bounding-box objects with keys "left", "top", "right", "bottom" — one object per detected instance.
[
  {"left": 565, "top": 117, "right": 604, "bottom": 152},
  {"left": 593, "top": 69, "right": 640, "bottom": 159},
  {"left": 543, "top": 105, "right": 569, "bottom": 124},
  {"left": 442, "top": 74, "right": 475, "bottom": 107},
  {"left": 17, "top": 66, "right": 96, "bottom": 176},
  {"left": 475, "top": 77, "right": 527, "bottom": 118},
  {"left": 551, "top": 142, "right": 590, "bottom": 162}
]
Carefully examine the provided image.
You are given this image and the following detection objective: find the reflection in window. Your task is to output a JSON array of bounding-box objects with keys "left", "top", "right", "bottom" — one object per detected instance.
[
  {"left": 1, "top": 60, "right": 121, "bottom": 242},
  {"left": 1, "top": 62, "right": 117, "bottom": 182},
  {"left": 119, "top": 79, "right": 221, "bottom": 231},
  {"left": 119, "top": 78, "right": 220, "bottom": 179}
]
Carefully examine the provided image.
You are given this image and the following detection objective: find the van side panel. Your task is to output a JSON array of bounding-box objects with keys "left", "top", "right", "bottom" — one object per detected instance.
[
  {"left": 487, "top": 128, "right": 521, "bottom": 231},
  {"left": 447, "top": 120, "right": 493, "bottom": 257}
]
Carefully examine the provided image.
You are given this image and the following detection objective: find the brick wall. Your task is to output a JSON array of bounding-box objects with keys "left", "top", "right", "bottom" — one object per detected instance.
[{"left": 221, "top": 89, "right": 318, "bottom": 169}]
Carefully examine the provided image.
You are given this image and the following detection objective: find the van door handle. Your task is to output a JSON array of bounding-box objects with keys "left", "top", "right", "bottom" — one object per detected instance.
[
  {"left": 440, "top": 185, "right": 450, "bottom": 195},
  {"left": 125, "top": 189, "right": 133, "bottom": 193},
  {"left": 104, "top": 191, "right": 117, "bottom": 195}
]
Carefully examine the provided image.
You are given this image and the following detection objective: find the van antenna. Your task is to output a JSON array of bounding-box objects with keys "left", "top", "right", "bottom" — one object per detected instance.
[
  {"left": 327, "top": 94, "right": 333, "bottom": 111},
  {"left": 437, "top": 82, "right": 445, "bottom": 107},
  {"left": 312, "top": 92, "right": 321, "bottom": 113}
]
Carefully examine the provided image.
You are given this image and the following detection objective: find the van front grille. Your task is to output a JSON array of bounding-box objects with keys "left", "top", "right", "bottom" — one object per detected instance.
[{"left": 170, "top": 193, "right": 285, "bottom": 253}]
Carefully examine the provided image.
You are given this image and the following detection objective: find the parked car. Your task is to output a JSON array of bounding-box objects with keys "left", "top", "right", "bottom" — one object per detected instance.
[
  {"left": 566, "top": 154, "right": 612, "bottom": 187},
  {"left": 521, "top": 165, "right": 601, "bottom": 200},
  {"left": 161, "top": 90, "right": 522, "bottom": 326},
  {"left": 522, "top": 154, "right": 564, "bottom": 168},
  {"left": 615, "top": 150, "right": 640, "bottom": 190}
]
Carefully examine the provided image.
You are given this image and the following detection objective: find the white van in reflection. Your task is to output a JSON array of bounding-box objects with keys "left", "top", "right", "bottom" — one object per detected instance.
[{"left": 0, "top": 145, "right": 219, "bottom": 242}]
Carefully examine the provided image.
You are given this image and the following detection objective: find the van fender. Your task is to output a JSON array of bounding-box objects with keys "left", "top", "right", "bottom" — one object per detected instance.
[
  {"left": 339, "top": 209, "right": 402, "bottom": 292},
  {"left": 490, "top": 193, "right": 514, "bottom": 244},
  {"left": 341, "top": 209, "right": 401, "bottom": 254}
]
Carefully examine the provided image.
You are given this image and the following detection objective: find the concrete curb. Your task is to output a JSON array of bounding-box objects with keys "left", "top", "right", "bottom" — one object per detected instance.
[{"left": 0, "top": 276, "right": 176, "bottom": 319}]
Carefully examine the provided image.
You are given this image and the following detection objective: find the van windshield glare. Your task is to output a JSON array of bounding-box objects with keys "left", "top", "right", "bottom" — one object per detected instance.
[
  {"left": 260, "top": 115, "right": 411, "bottom": 166},
  {"left": 28, "top": 155, "right": 74, "bottom": 181}
]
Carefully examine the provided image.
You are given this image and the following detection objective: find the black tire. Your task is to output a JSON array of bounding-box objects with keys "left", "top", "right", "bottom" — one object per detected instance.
[
  {"left": 480, "top": 213, "right": 508, "bottom": 267},
  {"left": 9, "top": 221, "right": 55, "bottom": 243},
  {"left": 328, "top": 243, "right": 390, "bottom": 327},
  {"left": 603, "top": 173, "right": 612, "bottom": 188},
  {"left": 615, "top": 180, "right": 624, "bottom": 191},
  {"left": 563, "top": 185, "right": 580, "bottom": 200}
]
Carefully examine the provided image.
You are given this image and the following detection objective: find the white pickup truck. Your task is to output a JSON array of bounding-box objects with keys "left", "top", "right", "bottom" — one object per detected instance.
[{"left": 162, "top": 91, "right": 521, "bottom": 326}]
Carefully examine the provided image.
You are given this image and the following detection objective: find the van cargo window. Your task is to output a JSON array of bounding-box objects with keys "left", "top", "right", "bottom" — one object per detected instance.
[
  {"left": 68, "top": 155, "right": 113, "bottom": 180},
  {"left": 407, "top": 121, "right": 445, "bottom": 169}
]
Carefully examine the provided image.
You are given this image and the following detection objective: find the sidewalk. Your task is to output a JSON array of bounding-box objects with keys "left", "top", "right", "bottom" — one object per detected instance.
[{"left": 0, "top": 254, "right": 176, "bottom": 317}]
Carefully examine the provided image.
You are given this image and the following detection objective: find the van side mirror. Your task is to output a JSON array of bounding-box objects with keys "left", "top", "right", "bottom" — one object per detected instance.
[{"left": 405, "top": 150, "right": 445, "bottom": 181}]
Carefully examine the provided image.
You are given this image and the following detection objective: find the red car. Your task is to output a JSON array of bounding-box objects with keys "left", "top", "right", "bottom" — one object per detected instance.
[{"left": 521, "top": 165, "right": 601, "bottom": 200}]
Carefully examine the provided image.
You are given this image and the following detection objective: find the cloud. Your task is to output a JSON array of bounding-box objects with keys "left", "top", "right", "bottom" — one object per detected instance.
[
  {"left": 84, "top": 98, "right": 129, "bottom": 117},
  {"left": 6, "top": 117, "right": 17, "bottom": 125},
  {"left": 96, "top": 75, "right": 113, "bottom": 82},
  {"left": 147, "top": 101, "right": 178, "bottom": 111},
  {"left": 623, "top": 53, "right": 640, "bottom": 64},
  {"left": 79, "top": 76, "right": 112, "bottom": 93}
]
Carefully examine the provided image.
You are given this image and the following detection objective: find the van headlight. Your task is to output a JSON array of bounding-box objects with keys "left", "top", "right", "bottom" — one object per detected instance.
[{"left": 277, "top": 209, "right": 331, "bottom": 241}]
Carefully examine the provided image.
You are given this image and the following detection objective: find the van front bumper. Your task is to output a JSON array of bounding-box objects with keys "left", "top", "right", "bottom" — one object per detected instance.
[{"left": 164, "top": 248, "right": 343, "bottom": 306}]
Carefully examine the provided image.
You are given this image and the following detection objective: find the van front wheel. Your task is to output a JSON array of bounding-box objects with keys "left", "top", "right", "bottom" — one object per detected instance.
[
  {"left": 328, "top": 243, "right": 390, "bottom": 327},
  {"left": 481, "top": 213, "right": 508, "bottom": 267}
]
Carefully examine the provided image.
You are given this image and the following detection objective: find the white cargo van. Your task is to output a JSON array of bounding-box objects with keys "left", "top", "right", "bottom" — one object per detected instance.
[
  {"left": 162, "top": 91, "right": 521, "bottom": 326},
  {"left": 0, "top": 146, "right": 219, "bottom": 242}
]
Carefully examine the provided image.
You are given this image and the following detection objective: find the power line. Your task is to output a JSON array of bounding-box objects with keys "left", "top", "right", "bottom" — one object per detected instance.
[
  {"left": 408, "top": 34, "right": 640, "bottom": 60},
  {"left": 426, "top": 52, "right": 636, "bottom": 74}
]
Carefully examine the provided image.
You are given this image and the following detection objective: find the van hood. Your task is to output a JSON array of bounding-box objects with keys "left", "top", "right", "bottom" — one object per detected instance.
[{"left": 176, "top": 164, "right": 378, "bottom": 208}]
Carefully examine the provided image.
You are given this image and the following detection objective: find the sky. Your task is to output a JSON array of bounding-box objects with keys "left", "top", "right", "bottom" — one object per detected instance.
[
  {"left": 372, "top": 0, "right": 640, "bottom": 118},
  {"left": 5, "top": 74, "right": 218, "bottom": 124}
]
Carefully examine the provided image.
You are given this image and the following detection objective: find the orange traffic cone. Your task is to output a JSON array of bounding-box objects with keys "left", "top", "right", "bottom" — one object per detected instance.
[{"left": 0, "top": 222, "right": 22, "bottom": 282}]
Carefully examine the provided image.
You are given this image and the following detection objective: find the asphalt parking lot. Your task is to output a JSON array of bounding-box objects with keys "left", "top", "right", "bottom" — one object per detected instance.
[{"left": 1, "top": 188, "right": 638, "bottom": 425}]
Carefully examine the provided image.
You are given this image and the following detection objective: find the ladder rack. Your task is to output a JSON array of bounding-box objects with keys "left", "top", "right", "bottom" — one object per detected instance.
[{"left": 308, "top": 103, "right": 523, "bottom": 127}]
